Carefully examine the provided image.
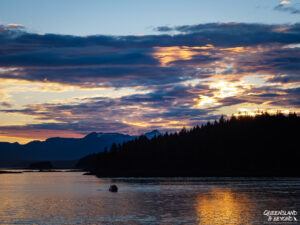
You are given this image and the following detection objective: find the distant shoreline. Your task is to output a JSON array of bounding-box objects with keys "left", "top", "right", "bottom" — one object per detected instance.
[
  {"left": 0, "top": 169, "right": 84, "bottom": 174},
  {"left": 86, "top": 169, "right": 300, "bottom": 178},
  {"left": 1, "top": 169, "right": 298, "bottom": 177},
  {"left": 0, "top": 170, "right": 22, "bottom": 174}
]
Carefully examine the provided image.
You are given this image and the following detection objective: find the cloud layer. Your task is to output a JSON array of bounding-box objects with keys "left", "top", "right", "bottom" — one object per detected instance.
[
  {"left": 0, "top": 22, "right": 299, "bottom": 141},
  {"left": 274, "top": 1, "right": 300, "bottom": 14}
]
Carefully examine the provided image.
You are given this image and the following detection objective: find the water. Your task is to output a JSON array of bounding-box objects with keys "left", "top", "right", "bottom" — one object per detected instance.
[{"left": 0, "top": 171, "right": 299, "bottom": 224}]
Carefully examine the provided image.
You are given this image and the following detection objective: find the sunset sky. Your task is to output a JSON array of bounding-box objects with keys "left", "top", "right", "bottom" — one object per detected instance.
[{"left": 0, "top": 0, "right": 299, "bottom": 144}]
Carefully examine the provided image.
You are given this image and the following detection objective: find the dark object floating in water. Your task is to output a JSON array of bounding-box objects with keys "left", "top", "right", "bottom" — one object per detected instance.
[{"left": 109, "top": 184, "right": 118, "bottom": 192}]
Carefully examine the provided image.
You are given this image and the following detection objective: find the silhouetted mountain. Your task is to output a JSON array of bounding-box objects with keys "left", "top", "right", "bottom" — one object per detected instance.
[
  {"left": 77, "top": 113, "right": 300, "bottom": 177},
  {"left": 0, "top": 130, "right": 160, "bottom": 167},
  {"left": 144, "top": 130, "right": 161, "bottom": 139}
]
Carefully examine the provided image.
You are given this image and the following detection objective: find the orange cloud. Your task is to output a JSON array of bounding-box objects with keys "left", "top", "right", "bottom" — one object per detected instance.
[
  {"left": 219, "top": 46, "right": 258, "bottom": 54},
  {"left": 153, "top": 45, "right": 214, "bottom": 66},
  {"left": 7, "top": 23, "right": 24, "bottom": 28},
  {"left": 280, "top": 0, "right": 291, "bottom": 5},
  {"left": 272, "top": 26, "right": 290, "bottom": 32}
]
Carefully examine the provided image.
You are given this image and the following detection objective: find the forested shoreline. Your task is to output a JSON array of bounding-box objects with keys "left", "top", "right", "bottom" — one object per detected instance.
[{"left": 77, "top": 113, "right": 300, "bottom": 177}]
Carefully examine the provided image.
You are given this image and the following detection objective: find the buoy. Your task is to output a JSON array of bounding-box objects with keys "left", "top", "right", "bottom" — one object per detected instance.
[{"left": 109, "top": 184, "right": 118, "bottom": 192}]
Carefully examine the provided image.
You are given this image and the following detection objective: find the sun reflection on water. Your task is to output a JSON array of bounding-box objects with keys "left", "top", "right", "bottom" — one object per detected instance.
[{"left": 195, "top": 188, "right": 255, "bottom": 225}]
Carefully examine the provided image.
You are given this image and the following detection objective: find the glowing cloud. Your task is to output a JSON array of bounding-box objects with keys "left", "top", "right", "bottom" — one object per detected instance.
[
  {"left": 280, "top": 1, "right": 291, "bottom": 5},
  {"left": 0, "top": 23, "right": 299, "bottom": 142},
  {"left": 152, "top": 45, "right": 214, "bottom": 66},
  {"left": 7, "top": 23, "right": 24, "bottom": 28}
]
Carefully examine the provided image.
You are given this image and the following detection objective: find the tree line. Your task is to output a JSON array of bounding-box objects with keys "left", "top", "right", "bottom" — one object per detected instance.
[{"left": 77, "top": 112, "right": 300, "bottom": 177}]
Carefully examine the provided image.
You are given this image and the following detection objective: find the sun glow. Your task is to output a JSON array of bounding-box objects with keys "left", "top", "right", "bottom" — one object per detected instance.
[
  {"left": 233, "top": 108, "right": 264, "bottom": 116},
  {"left": 196, "top": 95, "right": 217, "bottom": 106},
  {"left": 210, "top": 81, "right": 243, "bottom": 98},
  {"left": 194, "top": 80, "right": 248, "bottom": 108}
]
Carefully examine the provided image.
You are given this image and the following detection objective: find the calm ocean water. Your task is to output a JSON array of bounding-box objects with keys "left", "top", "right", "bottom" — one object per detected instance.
[{"left": 0, "top": 171, "right": 299, "bottom": 224}]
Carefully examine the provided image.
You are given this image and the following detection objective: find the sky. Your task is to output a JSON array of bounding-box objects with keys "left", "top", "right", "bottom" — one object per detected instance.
[{"left": 0, "top": 0, "right": 299, "bottom": 143}]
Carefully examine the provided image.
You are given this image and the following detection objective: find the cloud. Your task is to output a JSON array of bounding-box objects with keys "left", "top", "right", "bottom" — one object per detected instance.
[
  {"left": 154, "top": 22, "right": 300, "bottom": 35},
  {"left": 154, "top": 26, "right": 174, "bottom": 32},
  {"left": 280, "top": 1, "right": 291, "bottom": 5},
  {"left": 1, "top": 75, "right": 298, "bottom": 138},
  {"left": 0, "top": 84, "right": 215, "bottom": 134},
  {"left": 274, "top": 1, "right": 300, "bottom": 14},
  {"left": 1, "top": 79, "right": 298, "bottom": 140},
  {"left": 7, "top": 24, "right": 24, "bottom": 28},
  {"left": 0, "top": 102, "right": 12, "bottom": 108},
  {"left": 0, "top": 22, "right": 300, "bottom": 140},
  {"left": 0, "top": 49, "right": 158, "bottom": 67},
  {"left": 266, "top": 74, "right": 300, "bottom": 84},
  {"left": 0, "top": 22, "right": 299, "bottom": 88},
  {"left": 235, "top": 47, "right": 300, "bottom": 76}
]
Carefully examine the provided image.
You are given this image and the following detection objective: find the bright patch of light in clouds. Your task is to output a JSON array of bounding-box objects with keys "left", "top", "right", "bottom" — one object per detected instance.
[{"left": 280, "top": 1, "right": 291, "bottom": 5}]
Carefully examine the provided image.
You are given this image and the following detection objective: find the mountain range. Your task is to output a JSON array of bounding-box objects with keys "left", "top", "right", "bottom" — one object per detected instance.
[{"left": 0, "top": 130, "right": 161, "bottom": 167}]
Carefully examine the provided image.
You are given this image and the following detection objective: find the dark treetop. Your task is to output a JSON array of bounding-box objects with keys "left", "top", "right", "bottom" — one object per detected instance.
[{"left": 77, "top": 113, "right": 300, "bottom": 177}]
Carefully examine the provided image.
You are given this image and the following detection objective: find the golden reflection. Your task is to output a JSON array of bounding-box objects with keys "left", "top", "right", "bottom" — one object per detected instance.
[{"left": 195, "top": 188, "right": 254, "bottom": 225}]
